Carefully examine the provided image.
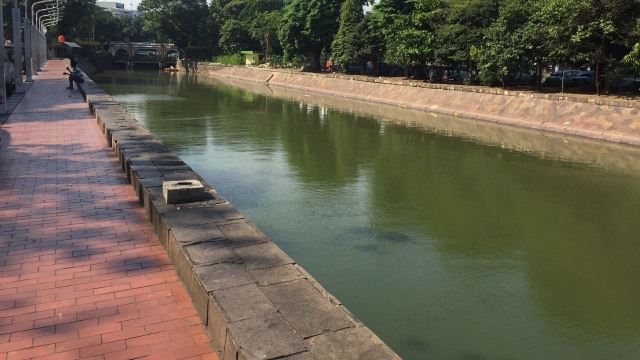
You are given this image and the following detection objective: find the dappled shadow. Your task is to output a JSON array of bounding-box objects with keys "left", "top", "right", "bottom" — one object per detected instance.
[{"left": 0, "top": 97, "right": 177, "bottom": 345}]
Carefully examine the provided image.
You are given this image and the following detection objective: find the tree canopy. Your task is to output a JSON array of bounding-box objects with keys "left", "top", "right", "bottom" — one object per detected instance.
[
  {"left": 46, "top": 0, "right": 640, "bottom": 93},
  {"left": 139, "top": 0, "right": 211, "bottom": 54}
]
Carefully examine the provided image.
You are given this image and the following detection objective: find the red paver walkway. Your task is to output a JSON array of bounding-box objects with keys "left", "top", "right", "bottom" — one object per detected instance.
[{"left": 0, "top": 60, "right": 219, "bottom": 360}]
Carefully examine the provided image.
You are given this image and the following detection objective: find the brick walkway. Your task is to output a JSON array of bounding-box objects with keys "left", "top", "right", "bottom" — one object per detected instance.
[{"left": 0, "top": 60, "right": 219, "bottom": 360}]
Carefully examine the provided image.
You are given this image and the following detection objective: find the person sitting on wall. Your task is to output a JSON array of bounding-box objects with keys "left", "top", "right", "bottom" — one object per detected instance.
[{"left": 63, "top": 60, "right": 84, "bottom": 90}]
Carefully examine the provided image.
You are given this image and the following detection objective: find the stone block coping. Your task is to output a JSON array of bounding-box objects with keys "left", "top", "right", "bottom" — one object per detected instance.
[{"left": 77, "top": 75, "right": 400, "bottom": 360}]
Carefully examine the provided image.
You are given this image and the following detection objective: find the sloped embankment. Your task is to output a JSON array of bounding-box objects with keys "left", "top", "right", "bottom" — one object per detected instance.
[{"left": 194, "top": 64, "right": 640, "bottom": 147}]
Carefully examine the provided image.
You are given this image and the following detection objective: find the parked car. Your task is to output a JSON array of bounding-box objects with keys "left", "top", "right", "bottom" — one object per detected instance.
[
  {"left": 542, "top": 69, "right": 582, "bottom": 87},
  {"left": 3, "top": 51, "right": 16, "bottom": 97},
  {"left": 506, "top": 71, "right": 534, "bottom": 86},
  {"left": 346, "top": 62, "right": 363, "bottom": 74},
  {"left": 572, "top": 71, "right": 595, "bottom": 88},
  {"left": 611, "top": 75, "right": 640, "bottom": 93}
]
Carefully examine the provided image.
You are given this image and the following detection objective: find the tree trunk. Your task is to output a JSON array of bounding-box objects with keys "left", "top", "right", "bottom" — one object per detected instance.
[
  {"left": 312, "top": 47, "right": 322, "bottom": 71},
  {"left": 595, "top": 61, "right": 601, "bottom": 96},
  {"left": 561, "top": 61, "right": 566, "bottom": 93}
]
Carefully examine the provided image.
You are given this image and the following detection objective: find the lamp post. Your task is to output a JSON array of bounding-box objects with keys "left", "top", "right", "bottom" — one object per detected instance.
[
  {"left": 23, "top": 0, "right": 52, "bottom": 81},
  {"left": 12, "top": 0, "right": 23, "bottom": 88},
  {"left": 39, "top": 13, "right": 59, "bottom": 31},
  {"left": 30, "top": 0, "right": 57, "bottom": 74},
  {"left": 42, "top": 19, "right": 58, "bottom": 31},
  {"left": 34, "top": 3, "right": 58, "bottom": 71},
  {"left": 40, "top": 14, "right": 58, "bottom": 33},
  {"left": 0, "top": 3, "right": 6, "bottom": 113},
  {"left": 38, "top": 13, "right": 58, "bottom": 68}
]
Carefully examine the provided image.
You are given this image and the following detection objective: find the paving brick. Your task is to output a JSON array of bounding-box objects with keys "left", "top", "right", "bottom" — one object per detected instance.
[
  {"left": 0, "top": 338, "right": 33, "bottom": 353},
  {"left": 104, "top": 345, "right": 151, "bottom": 360},
  {"left": 79, "top": 340, "right": 127, "bottom": 358},
  {"left": 101, "top": 326, "right": 146, "bottom": 343},
  {"left": 6, "top": 344, "right": 55, "bottom": 360},
  {"left": 56, "top": 335, "right": 103, "bottom": 354},
  {"left": 125, "top": 331, "right": 171, "bottom": 349},
  {"left": 33, "top": 349, "right": 80, "bottom": 360},
  {"left": 0, "top": 60, "right": 215, "bottom": 360}
]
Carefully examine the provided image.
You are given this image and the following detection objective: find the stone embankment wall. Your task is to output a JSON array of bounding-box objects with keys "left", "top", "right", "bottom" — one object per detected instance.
[
  {"left": 193, "top": 64, "right": 640, "bottom": 147},
  {"left": 77, "top": 79, "right": 400, "bottom": 359}
]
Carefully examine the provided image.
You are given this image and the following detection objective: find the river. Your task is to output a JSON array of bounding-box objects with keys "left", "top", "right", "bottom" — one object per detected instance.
[{"left": 93, "top": 69, "right": 640, "bottom": 360}]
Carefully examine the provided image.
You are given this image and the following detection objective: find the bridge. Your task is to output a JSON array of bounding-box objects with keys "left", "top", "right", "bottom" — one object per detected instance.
[{"left": 109, "top": 42, "right": 179, "bottom": 68}]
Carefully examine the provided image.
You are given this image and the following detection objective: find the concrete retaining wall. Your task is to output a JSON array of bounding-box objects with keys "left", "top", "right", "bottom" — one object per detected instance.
[
  {"left": 194, "top": 64, "right": 640, "bottom": 147},
  {"left": 77, "top": 77, "right": 400, "bottom": 359}
]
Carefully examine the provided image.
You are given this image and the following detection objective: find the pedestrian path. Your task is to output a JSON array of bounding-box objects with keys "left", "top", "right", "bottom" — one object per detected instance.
[{"left": 0, "top": 60, "right": 219, "bottom": 360}]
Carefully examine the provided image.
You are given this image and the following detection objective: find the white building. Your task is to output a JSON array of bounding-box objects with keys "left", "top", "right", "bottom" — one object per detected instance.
[{"left": 96, "top": 2, "right": 140, "bottom": 18}]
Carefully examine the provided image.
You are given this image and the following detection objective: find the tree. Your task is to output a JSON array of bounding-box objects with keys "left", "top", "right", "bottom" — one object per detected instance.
[
  {"left": 434, "top": 0, "right": 498, "bottom": 76},
  {"left": 120, "top": 15, "right": 146, "bottom": 42},
  {"left": 139, "top": 0, "right": 211, "bottom": 57},
  {"left": 569, "top": 0, "right": 640, "bottom": 95},
  {"left": 92, "top": 8, "right": 120, "bottom": 43},
  {"left": 384, "top": 0, "right": 439, "bottom": 78},
  {"left": 251, "top": 10, "right": 282, "bottom": 60},
  {"left": 56, "top": 0, "right": 99, "bottom": 41},
  {"left": 476, "top": 0, "right": 536, "bottom": 87},
  {"left": 331, "top": 0, "right": 368, "bottom": 71},
  {"left": 212, "top": 0, "right": 283, "bottom": 58},
  {"left": 218, "top": 19, "right": 255, "bottom": 53},
  {"left": 278, "top": 0, "right": 341, "bottom": 70}
]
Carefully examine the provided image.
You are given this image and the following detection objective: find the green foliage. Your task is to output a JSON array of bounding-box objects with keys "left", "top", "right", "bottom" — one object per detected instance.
[
  {"left": 65, "top": 0, "right": 640, "bottom": 91},
  {"left": 623, "top": 43, "right": 640, "bottom": 71},
  {"left": 119, "top": 15, "right": 146, "bottom": 42},
  {"left": 55, "top": 0, "right": 100, "bottom": 41},
  {"left": 476, "top": 0, "right": 536, "bottom": 86},
  {"left": 218, "top": 19, "right": 256, "bottom": 53},
  {"left": 92, "top": 8, "right": 121, "bottom": 43},
  {"left": 139, "top": 0, "right": 212, "bottom": 55},
  {"left": 331, "top": 0, "right": 368, "bottom": 70},
  {"left": 212, "top": 0, "right": 284, "bottom": 58},
  {"left": 434, "top": 0, "right": 498, "bottom": 65},
  {"left": 278, "top": 0, "right": 341, "bottom": 69},
  {"left": 369, "top": 0, "right": 439, "bottom": 78},
  {"left": 213, "top": 53, "right": 244, "bottom": 65}
]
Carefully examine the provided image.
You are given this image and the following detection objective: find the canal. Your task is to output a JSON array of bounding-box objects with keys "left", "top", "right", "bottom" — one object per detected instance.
[{"left": 93, "top": 69, "right": 640, "bottom": 360}]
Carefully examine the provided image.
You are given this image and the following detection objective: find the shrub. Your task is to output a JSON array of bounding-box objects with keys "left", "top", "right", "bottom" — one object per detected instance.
[{"left": 213, "top": 54, "right": 244, "bottom": 65}]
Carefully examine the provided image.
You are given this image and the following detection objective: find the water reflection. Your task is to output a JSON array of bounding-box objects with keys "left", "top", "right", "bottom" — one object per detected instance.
[{"left": 93, "top": 69, "right": 640, "bottom": 360}]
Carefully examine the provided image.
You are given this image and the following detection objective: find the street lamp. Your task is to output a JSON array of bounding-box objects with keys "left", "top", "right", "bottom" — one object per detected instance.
[
  {"left": 0, "top": 2, "right": 7, "bottom": 113},
  {"left": 35, "top": 8, "right": 53, "bottom": 30},
  {"left": 39, "top": 13, "right": 59, "bottom": 31},
  {"left": 12, "top": 0, "right": 23, "bottom": 88},
  {"left": 30, "top": 0, "right": 58, "bottom": 74},
  {"left": 42, "top": 19, "right": 58, "bottom": 32},
  {"left": 33, "top": 2, "right": 59, "bottom": 71},
  {"left": 25, "top": 0, "right": 57, "bottom": 80}
]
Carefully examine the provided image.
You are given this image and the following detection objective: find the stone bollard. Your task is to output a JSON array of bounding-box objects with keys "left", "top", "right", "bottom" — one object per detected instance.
[{"left": 163, "top": 180, "right": 206, "bottom": 204}]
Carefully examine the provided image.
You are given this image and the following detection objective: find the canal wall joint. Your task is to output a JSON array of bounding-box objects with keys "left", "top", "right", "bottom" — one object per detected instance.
[
  {"left": 77, "top": 77, "right": 401, "bottom": 359},
  {"left": 191, "top": 64, "right": 640, "bottom": 147}
]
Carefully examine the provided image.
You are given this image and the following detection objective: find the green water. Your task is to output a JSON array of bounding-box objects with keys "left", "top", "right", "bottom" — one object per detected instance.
[{"left": 93, "top": 70, "right": 640, "bottom": 360}]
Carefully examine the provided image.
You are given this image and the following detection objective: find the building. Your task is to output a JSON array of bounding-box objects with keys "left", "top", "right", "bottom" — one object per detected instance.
[{"left": 96, "top": 2, "right": 140, "bottom": 18}]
